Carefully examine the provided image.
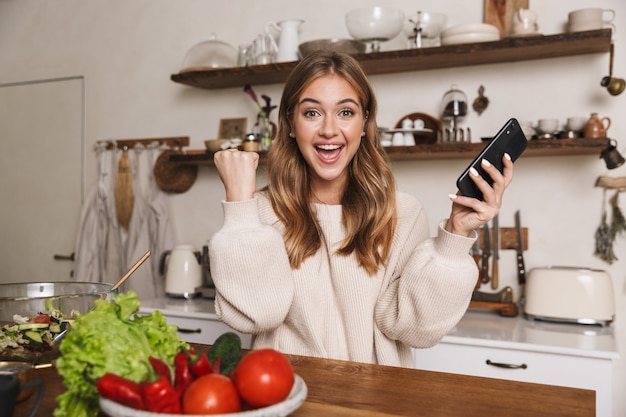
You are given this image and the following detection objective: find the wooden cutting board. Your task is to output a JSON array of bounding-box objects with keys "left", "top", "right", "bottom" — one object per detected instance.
[{"left": 484, "top": 0, "right": 529, "bottom": 37}]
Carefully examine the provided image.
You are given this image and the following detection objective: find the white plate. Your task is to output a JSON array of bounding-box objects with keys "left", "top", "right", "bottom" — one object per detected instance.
[
  {"left": 441, "top": 23, "right": 499, "bottom": 38},
  {"left": 100, "top": 375, "right": 307, "bottom": 417},
  {"left": 384, "top": 128, "right": 433, "bottom": 134},
  {"left": 441, "top": 32, "right": 500, "bottom": 45}
]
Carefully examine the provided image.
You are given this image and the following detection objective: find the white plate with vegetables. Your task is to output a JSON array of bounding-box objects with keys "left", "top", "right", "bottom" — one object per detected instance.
[{"left": 99, "top": 374, "right": 307, "bottom": 417}]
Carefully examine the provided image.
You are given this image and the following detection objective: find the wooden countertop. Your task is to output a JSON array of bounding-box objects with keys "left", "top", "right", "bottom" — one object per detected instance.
[{"left": 16, "top": 344, "right": 594, "bottom": 417}]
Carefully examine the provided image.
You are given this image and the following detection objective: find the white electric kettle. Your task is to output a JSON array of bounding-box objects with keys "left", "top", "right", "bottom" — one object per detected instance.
[{"left": 159, "top": 244, "right": 202, "bottom": 299}]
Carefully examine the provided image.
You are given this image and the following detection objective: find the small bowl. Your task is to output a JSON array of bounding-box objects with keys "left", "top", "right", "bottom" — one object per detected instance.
[
  {"left": 205, "top": 139, "right": 230, "bottom": 152},
  {"left": 345, "top": 7, "right": 405, "bottom": 43},
  {"left": 298, "top": 39, "right": 366, "bottom": 57}
]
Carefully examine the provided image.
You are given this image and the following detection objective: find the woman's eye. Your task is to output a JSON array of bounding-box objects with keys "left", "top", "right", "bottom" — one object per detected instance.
[
  {"left": 339, "top": 109, "right": 355, "bottom": 118},
  {"left": 303, "top": 109, "right": 319, "bottom": 118}
]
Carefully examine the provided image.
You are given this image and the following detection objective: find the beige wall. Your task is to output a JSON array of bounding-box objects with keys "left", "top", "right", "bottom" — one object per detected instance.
[{"left": 1, "top": 0, "right": 624, "bottom": 414}]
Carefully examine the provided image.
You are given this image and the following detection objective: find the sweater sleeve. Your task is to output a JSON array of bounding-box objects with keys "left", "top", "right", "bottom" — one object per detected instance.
[
  {"left": 208, "top": 197, "right": 294, "bottom": 334},
  {"left": 375, "top": 199, "right": 478, "bottom": 349}
]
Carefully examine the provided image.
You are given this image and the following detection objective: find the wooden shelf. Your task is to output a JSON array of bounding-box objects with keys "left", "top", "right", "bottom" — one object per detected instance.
[
  {"left": 169, "top": 138, "right": 610, "bottom": 166},
  {"left": 171, "top": 29, "right": 612, "bottom": 90}
]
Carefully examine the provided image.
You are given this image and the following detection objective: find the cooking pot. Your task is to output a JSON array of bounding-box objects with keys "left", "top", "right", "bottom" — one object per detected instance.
[
  {"left": 159, "top": 244, "right": 202, "bottom": 299},
  {"left": 0, "top": 361, "right": 45, "bottom": 416}
]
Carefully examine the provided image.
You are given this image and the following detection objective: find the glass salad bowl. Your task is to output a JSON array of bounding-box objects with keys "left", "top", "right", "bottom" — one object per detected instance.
[{"left": 0, "top": 281, "right": 117, "bottom": 364}]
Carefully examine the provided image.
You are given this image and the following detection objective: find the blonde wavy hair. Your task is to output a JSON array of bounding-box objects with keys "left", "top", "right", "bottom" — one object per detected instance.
[{"left": 264, "top": 51, "right": 397, "bottom": 276}]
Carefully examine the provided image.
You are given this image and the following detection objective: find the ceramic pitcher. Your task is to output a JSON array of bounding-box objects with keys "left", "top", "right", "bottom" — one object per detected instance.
[
  {"left": 584, "top": 112, "right": 611, "bottom": 138},
  {"left": 266, "top": 19, "right": 304, "bottom": 62}
]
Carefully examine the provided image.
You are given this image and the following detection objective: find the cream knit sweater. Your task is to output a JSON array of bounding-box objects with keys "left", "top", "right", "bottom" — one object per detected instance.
[{"left": 209, "top": 191, "right": 477, "bottom": 368}]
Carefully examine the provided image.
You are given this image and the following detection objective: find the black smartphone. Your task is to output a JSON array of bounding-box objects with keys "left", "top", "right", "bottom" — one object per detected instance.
[{"left": 456, "top": 118, "right": 528, "bottom": 200}]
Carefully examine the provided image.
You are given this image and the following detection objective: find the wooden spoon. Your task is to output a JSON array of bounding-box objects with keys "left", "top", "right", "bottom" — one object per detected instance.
[{"left": 111, "top": 250, "right": 151, "bottom": 291}]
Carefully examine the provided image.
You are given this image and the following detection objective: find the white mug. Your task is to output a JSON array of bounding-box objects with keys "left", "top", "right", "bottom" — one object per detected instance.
[
  {"left": 413, "top": 119, "right": 425, "bottom": 129},
  {"left": 568, "top": 8, "right": 615, "bottom": 32}
]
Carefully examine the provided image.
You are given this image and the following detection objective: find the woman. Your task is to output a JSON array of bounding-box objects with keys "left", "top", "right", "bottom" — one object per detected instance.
[{"left": 210, "top": 51, "right": 512, "bottom": 367}]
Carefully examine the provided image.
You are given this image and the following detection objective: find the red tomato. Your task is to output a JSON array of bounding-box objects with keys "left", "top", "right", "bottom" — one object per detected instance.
[
  {"left": 231, "top": 348, "right": 295, "bottom": 408},
  {"left": 30, "top": 314, "right": 50, "bottom": 324},
  {"left": 182, "top": 373, "right": 241, "bottom": 415}
]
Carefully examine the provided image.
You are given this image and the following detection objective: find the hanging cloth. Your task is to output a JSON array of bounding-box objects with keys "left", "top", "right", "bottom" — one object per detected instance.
[
  {"left": 122, "top": 144, "right": 154, "bottom": 299},
  {"left": 73, "top": 143, "right": 124, "bottom": 282}
]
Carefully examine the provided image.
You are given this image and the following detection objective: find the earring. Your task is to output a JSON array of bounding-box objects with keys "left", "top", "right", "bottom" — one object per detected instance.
[
  {"left": 289, "top": 132, "right": 295, "bottom": 138},
  {"left": 361, "top": 131, "right": 366, "bottom": 137}
]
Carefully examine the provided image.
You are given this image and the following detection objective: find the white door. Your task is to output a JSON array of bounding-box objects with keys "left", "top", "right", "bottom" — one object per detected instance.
[{"left": 0, "top": 76, "right": 84, "bottom": 283}]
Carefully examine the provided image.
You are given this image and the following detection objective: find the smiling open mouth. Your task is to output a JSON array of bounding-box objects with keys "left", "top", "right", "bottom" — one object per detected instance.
[{"left": 315, "top": 144, "right": 344, "bottom": 162}]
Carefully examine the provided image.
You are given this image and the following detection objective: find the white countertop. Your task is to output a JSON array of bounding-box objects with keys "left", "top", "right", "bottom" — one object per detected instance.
[
  {"left": 139, "top": 296, "right": 219, "bottom": 320},
  {"left": 138, "top": 297, "right": 619, "bottom": 360},
  {"left": 445, "top": 309, "right": 619, "bottom": 359}
]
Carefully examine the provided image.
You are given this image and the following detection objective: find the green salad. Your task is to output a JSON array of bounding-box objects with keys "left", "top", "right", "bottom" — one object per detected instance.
[{"left": 54, "top": 291, "right": 188, "bottom": 417}]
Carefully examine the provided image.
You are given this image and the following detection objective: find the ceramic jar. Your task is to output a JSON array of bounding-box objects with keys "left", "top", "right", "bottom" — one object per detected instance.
[{"left": 584, "top": 112, "right": 611, "bottom": 138}]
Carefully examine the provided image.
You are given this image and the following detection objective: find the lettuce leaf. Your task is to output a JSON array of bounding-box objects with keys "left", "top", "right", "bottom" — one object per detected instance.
[{"left": 53, "top": 291, "right": 187, "bottom": 417}]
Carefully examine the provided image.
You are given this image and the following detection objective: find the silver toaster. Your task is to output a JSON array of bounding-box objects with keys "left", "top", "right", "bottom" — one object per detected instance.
[{"left": 523, "top": 266, "right": 615, "bottom": 326}]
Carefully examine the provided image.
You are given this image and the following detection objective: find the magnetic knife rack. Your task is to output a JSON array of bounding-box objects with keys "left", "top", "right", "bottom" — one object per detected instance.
[{"left": 469, "top": 226, "right": 528, "bottom": 317}]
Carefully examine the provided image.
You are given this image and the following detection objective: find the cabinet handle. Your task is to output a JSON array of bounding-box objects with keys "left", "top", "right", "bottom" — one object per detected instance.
[
  {"left": 485, "top": 359, "right": 527, "bottom": 369},
  {"left": 177, "top": 328, "right": 202, "bottom": 334}
]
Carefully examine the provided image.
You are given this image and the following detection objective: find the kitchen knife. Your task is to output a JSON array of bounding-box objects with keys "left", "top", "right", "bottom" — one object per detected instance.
[
  {"left": 491, "top": 215, "right": 499, "bottom": 289},
  {"left": 515, "top": 210, "right": 526, "bottom": 285},
  {"left": 471, "top": 287, "right": 514, "bottom": 304},
  {"left": 480, "top": 223, "right": 491, "bottom": 284},
  {"left": 471, "top": 236, "right": 481, "bottom": 288}
]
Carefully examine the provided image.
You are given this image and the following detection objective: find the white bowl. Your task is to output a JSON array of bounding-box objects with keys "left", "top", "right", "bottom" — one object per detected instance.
[
  {"left": 345, "top": 6, "right": 405, "bottom": 42},
  {"left": 441, "top": 32, "right": 499, "bottom": 45},
  {"left": 100, "top": 375, "right": 308, "bottom": 417},
  {"left": 441, "top": 23, "right": 499, "bottom": 38}
]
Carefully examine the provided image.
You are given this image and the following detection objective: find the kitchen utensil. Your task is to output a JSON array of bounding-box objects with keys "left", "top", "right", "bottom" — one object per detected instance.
[
  {"left": 110, "top": 250, "right": 151, "bottom": 292},
  {"left": 345, "top": 6, "right": 405, "bottom": 53},
  {"left": 266, "top": 19, "right": 304, "bottom": 62},
  {"left": 600, "top": 44, "right": 625, "bottom": 96},
  {"left": 198, "top": 244, "right": 216, "bottom": 299},
  {"left": 159, "top": 244, "right": 202, "bottom": 299},
  {"left": 584, "top": 112, "right": 611, "bottom": 138},
  {"left": 0, "top": 373, "right": 43, "bottom": 417},
  {"left": 600, "top": 139, "right": 625, "bottom": 169},
  {"left": 471, "top": 287, "right": 513, "bottom": 303},
  {"left": 480, "top": 223, "right": 491, "bottom": 284},
  {"left": 180, "top": 33, "right": 237, "bottom": 71},
  {"left": 471, "top": 237, "right": 481, "bottom": 289},
  {"left": 405, "top": 11, "right": 448, "bottom": 48},
  {"left": 298, "top": 39, "right": 366, "bottom": 57},
  {"left": 491, "top": 215, "right": 500, "bottom": 289},
  {"left": 514, "top": 210, "right": 526, "bottom": 286},
  {"left": 524, "top": 266, "right": 615, "bottom": 326}
]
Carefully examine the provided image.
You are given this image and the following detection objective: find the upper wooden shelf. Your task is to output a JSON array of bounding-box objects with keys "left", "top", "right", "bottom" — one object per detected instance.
[
  {"left": 170, "top": 138, "right": 610, "bottom": 166},
  {"left": 171, "top": 29, "right": 612, "bottom": 90}
]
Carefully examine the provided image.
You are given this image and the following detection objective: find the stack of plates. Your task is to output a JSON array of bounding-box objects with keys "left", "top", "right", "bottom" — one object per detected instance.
[{"left": 440, "top": 23, "right": 500, "bottom": 45}]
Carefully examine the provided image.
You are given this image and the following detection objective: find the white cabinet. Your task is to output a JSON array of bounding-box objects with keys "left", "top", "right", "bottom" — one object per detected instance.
[
  {"left": 413, "top": 311, "right": 618, "bottom": 417},
  {"left": 139, "top": 297, "right": 252, "bottom": 348}
]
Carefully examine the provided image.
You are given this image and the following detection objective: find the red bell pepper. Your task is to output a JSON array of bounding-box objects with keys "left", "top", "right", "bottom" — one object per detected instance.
[
  {"left": 97, "top": 373, "right": 145, "bottom": 410},
  {"left": 174, "top": 350, "right": 193, "bottom": 396},
  {"left": 185, "top": 348, "right": 213, "bottom": 378},
  {"left": 141, "top": 373, "right": 182, "bottom": 414},
  {"left": 149, "top": 356, "right": 172, "bottom": 383}
]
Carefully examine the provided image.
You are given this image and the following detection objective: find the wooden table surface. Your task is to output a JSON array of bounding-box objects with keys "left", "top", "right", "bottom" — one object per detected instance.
[{"left": 15, "top": 344, "right": 595, "bottom": 417}]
